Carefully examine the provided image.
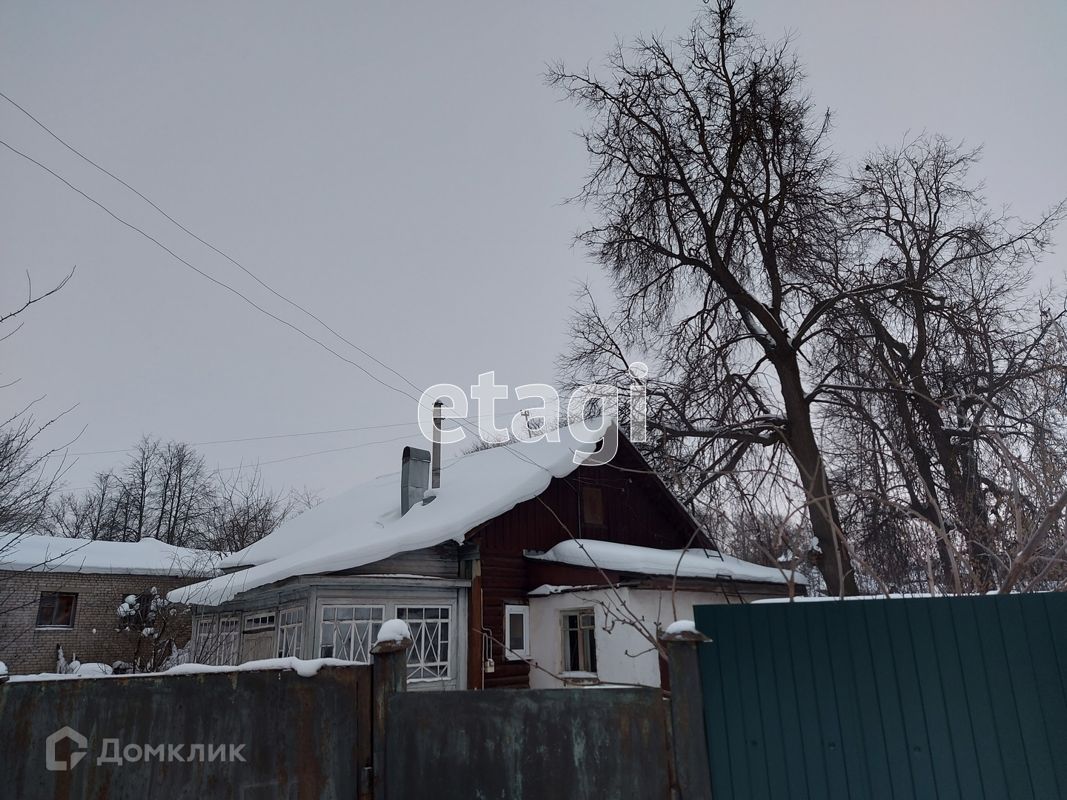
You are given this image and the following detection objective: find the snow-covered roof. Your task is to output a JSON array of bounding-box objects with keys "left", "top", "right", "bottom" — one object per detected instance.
[
  {"left": 0, "top": 533, "right": 219, "bottom": 577},
  {"left": 526, "top": 539, "right": 806, "bottom": 586},
  {"left": 171, "top": 418, "right": 617, "bottom": 607}
]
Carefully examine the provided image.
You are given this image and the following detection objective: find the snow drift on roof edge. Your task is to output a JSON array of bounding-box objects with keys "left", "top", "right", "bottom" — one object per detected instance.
[
  {"left": 0, "top": 534, "right": 218, "bottom": 577},
  {"left": 527, "top": 539, "right": 806, "bottom": 586},
  {"left": 169, "top": 418, "right": 614, "bottom": 607}
]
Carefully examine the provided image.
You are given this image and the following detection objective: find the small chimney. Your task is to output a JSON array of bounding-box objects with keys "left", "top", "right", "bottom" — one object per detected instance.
[
  {"left": 432, "top": 400, "right": 443, "bottom": 490},
  {"left": 400, "top": 446, "right": 431, "bottom": 516}
]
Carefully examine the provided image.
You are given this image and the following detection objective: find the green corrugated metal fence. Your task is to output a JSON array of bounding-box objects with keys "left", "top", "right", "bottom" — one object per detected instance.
[{"left": 694, "top": 594, "right": 1067, "bottom": 800}]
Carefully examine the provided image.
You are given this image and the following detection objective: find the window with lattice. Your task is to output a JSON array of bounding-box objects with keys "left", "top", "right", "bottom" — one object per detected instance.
[
  {"left": 278, "top": 607, "right": 304, "bottom": 658},
  {"left": 396, "top": 606, "right": 451, "bottom": 681},
  {"left": 319, "top": 605, "right": 384, "bottom": 663}
]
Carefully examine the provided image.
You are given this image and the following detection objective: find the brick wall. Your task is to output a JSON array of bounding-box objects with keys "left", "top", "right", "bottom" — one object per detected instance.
[{"left": 0, "top": 570, "right": 198, "bottom": 674}]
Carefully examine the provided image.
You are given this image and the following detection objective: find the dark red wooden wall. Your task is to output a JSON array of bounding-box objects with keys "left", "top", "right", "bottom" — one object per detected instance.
[{"left": 469, "top": 438, "right": 701, "bottom": 689}]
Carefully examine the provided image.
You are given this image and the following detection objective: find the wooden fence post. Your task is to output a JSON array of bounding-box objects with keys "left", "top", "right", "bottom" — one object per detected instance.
[
  {"left": 661, "top": 628, "right": 714, "bottom": 800},
  {"left": 370, "top": 634, "right": 412, "bottom": 800}
]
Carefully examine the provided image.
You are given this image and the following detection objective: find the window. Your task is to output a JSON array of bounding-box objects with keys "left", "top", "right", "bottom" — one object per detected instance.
[
  {"left": 218, "top": 616, "right": 241, "bottom": 666},
  {"left": 244, "top": 612, "right": 276, "bottom": 632},
  {"left": 581, "top": 486, "right": 605, "bottom": 526},
  {"left": 319, "top": 605, "right": 384, "bottom": 663},
  {"left": 397, "top": 606, "right": 451, "bottom": 681},
  {"left": 504, "top": 604, "right": 530, "bottom": 660},
  {"left": 194, "top": 616, "right": 216, "bottom": 663},
  {"left": 36, "top": 592, "right": 77, "bottom": 628},
  {"left": 278, "top": 607, "right": 304, "bottom": 658},
  {"left": 560, "top": 609, "right": 597, "bottom": 674}
]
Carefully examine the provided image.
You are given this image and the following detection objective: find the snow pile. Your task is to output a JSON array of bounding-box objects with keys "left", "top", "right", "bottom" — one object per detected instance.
[
  {"left": 754, "top": 592, "right": 940, "bottom": 604},
  {"left": 527, "top": 584, "right": 604, "bottom": 597},
  {"left": 74, "top": 662, "right": 113, "bottom": 676},
  {"left": 0, "top": 534, "right": 219, "bottom": 577},
  {"left": 527, "top": 539, "right": 806, "bottom": 586},
  {"left": 8, "top": 656, "right": 363, "bottom": 682},
  {"left": 0, "top": 661, "right": 7, "bottom": 678},
  {"left": 172, "top": 418, "right": 616, "bottom": 606},
  {"left": 664, "top": 620, "right": 698, "bottom": 636},
  {"left": 375, "top": 619, "right": 411, "bottom": 645},
  {"left": 164, "top": 657, "right": 362, "bottom": 679}
]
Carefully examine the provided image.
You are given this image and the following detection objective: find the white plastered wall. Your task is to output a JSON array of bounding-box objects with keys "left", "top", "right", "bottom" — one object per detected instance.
[{"left": 527, "top": 586, "right": 736, "bottom": 689}]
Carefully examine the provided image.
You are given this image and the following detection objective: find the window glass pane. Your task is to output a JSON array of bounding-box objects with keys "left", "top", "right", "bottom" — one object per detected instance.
[
  {"left": 582, "top": 486, "right": 605, "bottom": 525},
  {"left": 508, "top": 611, "right": 525, "bottom": 651},
  {"left": 36, "top": 593, "right": 56, "bottom": 626},
  {"left": 566, "top": 628, "right": 580, "bottom": 671},
  {"left": 55, "top": 596, "right": 75, "bottom": 626}
]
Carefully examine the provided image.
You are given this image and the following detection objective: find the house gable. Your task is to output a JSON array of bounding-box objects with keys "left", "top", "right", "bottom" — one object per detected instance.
[{"left": 466, "top": 435, "right": 707, "bottom": 689}]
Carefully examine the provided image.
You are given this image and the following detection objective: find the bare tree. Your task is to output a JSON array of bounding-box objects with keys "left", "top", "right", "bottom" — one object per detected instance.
[
  {"left": 210, "top": 465, "right": 317, "bottom": 553},
  {"left": 48, "top": 440, "right": 320, "bottom": 552},
  {"left": 821, "top": 137, "right": 1066, "bottom": 592},
  {"left": 551, "top": 1, "right": 862, "bottom": 594},
  {"left": 0, "top": 268, "right": 75, "bottom": 540},
  {"left": 553, "top": 5, "right": 1066, "bottom": 597}
]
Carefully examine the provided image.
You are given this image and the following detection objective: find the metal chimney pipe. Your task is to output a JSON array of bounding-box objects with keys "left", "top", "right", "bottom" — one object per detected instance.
[{"left": 432, "top": 400, "right": 443, "bottom": 489}]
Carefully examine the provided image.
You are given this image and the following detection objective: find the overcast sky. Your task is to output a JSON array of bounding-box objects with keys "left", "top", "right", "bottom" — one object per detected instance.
[{"left": 2, "top": 0, "right": 1065, "bottom": 500}]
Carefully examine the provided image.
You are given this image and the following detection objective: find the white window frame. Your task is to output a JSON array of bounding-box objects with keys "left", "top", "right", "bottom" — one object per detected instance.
[
  {"left": 218, "top": 615, "right": 241, "bottom": 666},
  {"left": 396, "top": 605, "right": 452, "bottom": 682},
  {"left": 194, "top": 616, "right": 216, "bottom": 664},
  {"left": 319, "top": 604, "right": 384, "bottom": 663},
  {"left": 244, "top": 612, "right": 276, "bottom": 633},
  {"left": 560, "top": 608, "right": 598, "bottom": 675},
  {"left": 277, "top": 607, "right": 304, "bottom": 658},
  {"left": 503, "top": 604, "right": 530, "bottom": 661}
]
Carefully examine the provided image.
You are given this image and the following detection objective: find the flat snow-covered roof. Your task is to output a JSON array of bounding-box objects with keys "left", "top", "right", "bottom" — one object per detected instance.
[
  {"left": 0, "top": 533, "right": 219, "bottom": 577},
  {"left": 526, "top": 539, "right": 806, "bottom": 586}
]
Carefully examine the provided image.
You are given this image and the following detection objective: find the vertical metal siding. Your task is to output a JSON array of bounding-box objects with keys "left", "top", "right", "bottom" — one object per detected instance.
[{"left": 695, "top": 594, "right": 1067, "bottom": 800}]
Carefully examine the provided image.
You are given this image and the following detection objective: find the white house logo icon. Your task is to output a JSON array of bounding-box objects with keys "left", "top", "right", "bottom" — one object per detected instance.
[{"left": 46, "top": 726, "right": 88, "bottom": 772}]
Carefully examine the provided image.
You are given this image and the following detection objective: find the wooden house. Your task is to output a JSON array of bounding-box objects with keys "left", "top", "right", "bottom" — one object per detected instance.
[{"left": 173, "top": 419, "right": 801, "bottom": 689}]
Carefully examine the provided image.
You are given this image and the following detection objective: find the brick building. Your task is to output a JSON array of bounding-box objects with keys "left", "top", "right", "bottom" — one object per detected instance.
[{"left": 0, "top": 535, "right": 217, "bottom": 674}]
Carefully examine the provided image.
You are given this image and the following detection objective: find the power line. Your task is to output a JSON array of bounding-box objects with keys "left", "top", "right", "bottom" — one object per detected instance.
[
  {"left": 42, "top": 406, "right": 549, "bottom": 459},
  {"left": 0, "top": 92, "right": 567, "bottom": 461},
  {"left": 0, "top": 131, "right": 544, "bottom": 469},
  {"left": 0, "top": 136, "right": 421, "bottom": 403},
  {"left": 213, "top": 433, "right": 416, "bottom": 472},
  {"left": 0, "top": 108, "right": 569, "bottom": 480},
  {"left": 0, "top": 89, "right": 422, "bottom": 395},
  {"left": 44, "top": 421, "right": 420, "bottom": 457}
]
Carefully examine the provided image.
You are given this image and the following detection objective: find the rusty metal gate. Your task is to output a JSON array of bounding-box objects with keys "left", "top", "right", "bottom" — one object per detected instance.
[
  {"left": 0, "top": 664, "right": 373, "bottom": 800},
  {"left": 383, "top": 687, "right": 672, "bottom": 800}
]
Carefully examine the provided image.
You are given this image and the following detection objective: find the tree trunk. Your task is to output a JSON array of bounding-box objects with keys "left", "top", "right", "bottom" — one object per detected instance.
[{"left": 776, "top": 355, "right": 860, "bottom": 596}]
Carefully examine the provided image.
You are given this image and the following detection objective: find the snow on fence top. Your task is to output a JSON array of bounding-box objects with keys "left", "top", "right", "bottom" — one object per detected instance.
[
  {"left": 170, "top": 418, "right": 616, "bottom": 607},
  {"left": 7, "top": 656, "right": 360, "bottom": 683},
  {"left": 0, "top": 533, "right": 220, "bottom": 577},
  {"left": 664, "top": 620, "right": 698, "bottom": 635},
  {"left": 375, "top": 619, "right": 411, "bottom": 645},
  {"left": 526, "top": 539, "right": 807, "bottom": 586}
]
